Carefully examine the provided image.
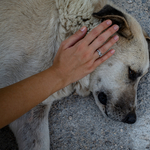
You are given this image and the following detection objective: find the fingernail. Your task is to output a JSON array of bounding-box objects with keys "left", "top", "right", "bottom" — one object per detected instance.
[
  {"left": 110, "top": 49, "right": 115, "bottom": 54},
  {"left": 80, "top": 26, "right": 86, "bottom": 32},
  {"left": 107, "top": 20, "right": 112, "bottom": 25},
  {"left": 114, "top": 35, "right": 119, "bottom": 41},
  {"left": 114, "top": 25, "right": 119, "bottom": 31}
]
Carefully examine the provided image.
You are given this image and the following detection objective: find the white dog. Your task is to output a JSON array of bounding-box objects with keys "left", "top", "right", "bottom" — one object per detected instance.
[{"left": 0, "top": 0, "right": 149, "bottom": 149}]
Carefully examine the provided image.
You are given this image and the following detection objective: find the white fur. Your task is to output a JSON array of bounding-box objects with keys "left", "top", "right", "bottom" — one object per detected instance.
[{"left": 0, "top": 0, "right": 149, "bottom": 149}]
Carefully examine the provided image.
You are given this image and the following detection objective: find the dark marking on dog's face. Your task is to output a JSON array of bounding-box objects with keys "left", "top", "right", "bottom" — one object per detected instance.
[
  {"left": 105, "top": 87, "right": 136, "bottom": 123},
  {"left": 90, "top": 5, "right": 149, "bottom": 123},
  {"left": 91, "top": 52, "right": 149, "bottom": 122},
  {"left": 128, "top": 67, "right": 142, "bottom": 82}
]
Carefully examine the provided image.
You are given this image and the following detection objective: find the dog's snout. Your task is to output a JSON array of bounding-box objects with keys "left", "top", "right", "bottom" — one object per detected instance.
[
  {"left": 98, "top": 92, "right": 107, "bottom": 105},
  {"left": 122, "top": 112, "right": 136, "bottom": 124}
]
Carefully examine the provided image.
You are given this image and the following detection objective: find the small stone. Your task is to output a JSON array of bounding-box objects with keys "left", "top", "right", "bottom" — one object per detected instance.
[
  {"left": 105, "top": 141, "right": 112, "bottom": 146},
  {"left": 127, "top": 0, "right": 133, "bottom": 4},
  {"left": 69, "top": 116, "right": 72, "bottom": 120}
]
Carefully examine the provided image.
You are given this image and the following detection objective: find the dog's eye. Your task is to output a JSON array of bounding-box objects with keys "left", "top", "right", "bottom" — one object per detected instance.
[{"left": 128, "top": 67, "right": 137, "bottom": 81}]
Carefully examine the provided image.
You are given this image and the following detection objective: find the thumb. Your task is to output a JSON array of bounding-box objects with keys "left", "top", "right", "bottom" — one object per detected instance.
[{"left": 63, "top": 26, "right": 87, "bottom": 49}]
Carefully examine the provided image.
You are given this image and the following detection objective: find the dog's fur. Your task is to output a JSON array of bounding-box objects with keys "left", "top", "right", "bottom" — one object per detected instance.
[{"left": 0, "top": 0, "right": 149, "bottom": 149}]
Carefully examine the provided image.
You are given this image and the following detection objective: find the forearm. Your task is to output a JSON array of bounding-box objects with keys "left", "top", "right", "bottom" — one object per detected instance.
[{"left": 0, "top": 67, "right": 65, "bottom": 129}]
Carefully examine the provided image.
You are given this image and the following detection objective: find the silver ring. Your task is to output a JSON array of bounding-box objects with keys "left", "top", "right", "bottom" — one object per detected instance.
[{"left": 96, "top": 50, "right": 103, "bottom": 57}]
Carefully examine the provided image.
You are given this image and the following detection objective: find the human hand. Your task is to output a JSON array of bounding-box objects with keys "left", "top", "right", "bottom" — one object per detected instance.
[{"left": 52, "top": 20, "right": 119, "bottom": 87}]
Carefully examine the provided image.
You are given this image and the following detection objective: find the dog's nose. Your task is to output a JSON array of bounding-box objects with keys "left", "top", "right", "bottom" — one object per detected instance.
[
  {"left": 122, "top": 112, "right": 136, "bottom": 124},
  {"left": 98, "top": 92, "right": 107, "bottom": 105}
]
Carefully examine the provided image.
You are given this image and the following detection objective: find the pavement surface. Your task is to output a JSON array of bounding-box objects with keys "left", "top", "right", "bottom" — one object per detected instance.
[{"left": 0, "top": 0, "right": 150, "bottom": 150}]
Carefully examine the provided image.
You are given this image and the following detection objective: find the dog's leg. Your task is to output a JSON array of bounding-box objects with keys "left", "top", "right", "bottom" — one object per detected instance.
[{"left": 9, "top": 103, "right": 51, "bottom": 150}]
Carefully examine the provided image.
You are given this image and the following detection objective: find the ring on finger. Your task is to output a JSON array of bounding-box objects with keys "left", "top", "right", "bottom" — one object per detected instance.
[{"left": 96, "top": 49, "right": 103, "bottom": 57}]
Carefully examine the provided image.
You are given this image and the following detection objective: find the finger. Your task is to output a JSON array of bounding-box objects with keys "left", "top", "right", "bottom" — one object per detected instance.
[
  {"left": 83, "top": 20, "right": 112, "bottom": 44},
  {"left": 93, "top": 50, "right": 102, "bottom": 60},
  {"left": 62, "top": 26, "right": 87, "bottom": 49},
  {"left": 89, "top": 25, "right": 119, "bottom": 51},
  {"left": 92, "top": 35, "right": 119, "bottom": 60},
  {"left": 93, "top": 49, "right": 115, "bottom": 69},
  {"left": 96, "top": 35, "right": 119, "bottom": 55}
]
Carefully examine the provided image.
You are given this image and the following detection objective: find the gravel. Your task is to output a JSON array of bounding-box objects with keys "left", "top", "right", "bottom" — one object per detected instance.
[{"left": 0, "top": 0, "right": 150, "bottom": 150}]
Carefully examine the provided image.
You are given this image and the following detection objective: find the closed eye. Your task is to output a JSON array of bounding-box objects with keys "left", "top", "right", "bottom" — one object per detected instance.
[{"left": 128, "top": 67, "right": 141, "bottom": 81}]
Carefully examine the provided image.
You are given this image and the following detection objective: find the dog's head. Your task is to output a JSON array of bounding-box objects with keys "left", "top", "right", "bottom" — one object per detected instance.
[{"left": 75, "top": 5, "right": 150, "bottom": 124}]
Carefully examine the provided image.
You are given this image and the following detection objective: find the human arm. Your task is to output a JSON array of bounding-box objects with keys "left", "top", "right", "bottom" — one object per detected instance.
[{"left": 0, "top": 20, "right": 119, "bottom": 129}]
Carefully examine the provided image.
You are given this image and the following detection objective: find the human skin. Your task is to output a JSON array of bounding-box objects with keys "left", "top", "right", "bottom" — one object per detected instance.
[{"left": 0, "top": 20, "right": 119, "bottom": 129}]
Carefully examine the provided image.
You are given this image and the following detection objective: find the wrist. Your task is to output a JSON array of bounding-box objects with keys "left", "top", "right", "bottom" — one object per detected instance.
[{"left": 48, "top": 66, "right": 68, "bottom": 92}]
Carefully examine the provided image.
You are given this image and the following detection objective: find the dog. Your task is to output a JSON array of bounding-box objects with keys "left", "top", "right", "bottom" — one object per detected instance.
[{"left": 0, "top": 0, "right": 149, "bottom": 149}]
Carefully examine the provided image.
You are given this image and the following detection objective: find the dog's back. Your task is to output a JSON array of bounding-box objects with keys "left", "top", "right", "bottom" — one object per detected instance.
[
  {"left": 0, "top": 0, "right": 110, "bottom": 88},
  {"left": 0, "top": 0, "right": 60, "bottom": 89}
]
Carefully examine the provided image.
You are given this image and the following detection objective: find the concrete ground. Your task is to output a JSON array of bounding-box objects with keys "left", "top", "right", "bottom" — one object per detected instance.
[{"left": 0, "top": 0, "right": 150, "bottom": 149}]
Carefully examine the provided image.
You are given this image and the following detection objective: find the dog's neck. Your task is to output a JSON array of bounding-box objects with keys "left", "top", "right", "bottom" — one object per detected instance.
[{"left": 55, "top": 0, "right": 103, "bottom": 39}]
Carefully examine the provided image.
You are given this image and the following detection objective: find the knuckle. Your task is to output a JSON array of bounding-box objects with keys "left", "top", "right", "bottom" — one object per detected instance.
[
  {"left": 98, "top": 21, "right": 109, "bottom": 32},
  {"left": 97, "top": 35, "right": 105, "bottom": 43},
  {"left": 77, "top": 42, "right": 86, "bottom": 51},
  {"left": 99, "top": 47, "right": 106, "bottom": 53},
  {"left": 100, "top": 55, "right": 107, "bottom": 62},
  {"left": 74, "top": 32, "right": 80, "bottom": 39},
  {"left": 109, "top": 36, "right": 117, "bottom": 46},
  {"left": 91, "top": 28, "right": 99, "bottom": 37},
  {"left": 106, "top": 40, "right": 114, "bottom": 48},
  {"left": 100, "top": 58, "right": 105, "bottom": 63},
  {"left": 110, "top": 38, "right": 116, "bottom": 45},
  {"left": 109, "top": 26, "right": 116, "bottom": 35},
  {"left": 101, "top": 53, "right": 111, "bottom": 62},
  {"left": 100, "top": 22, "right": 107, "bottom": 30}
]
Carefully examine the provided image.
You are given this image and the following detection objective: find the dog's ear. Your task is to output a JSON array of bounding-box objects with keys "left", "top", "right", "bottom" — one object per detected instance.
[
  {"left": 143, "top": 30, "right": 150, "bottom": 54},
  {"left": 145, "top": 36, "right": 150, "bottom": 52},
  {"left": 93, "top": 5, "right": 133, "bottom": 40},
  {"left": 146, "top": 38, "right": 150, "bottom": 58},
  {"left": 146, "top": 38, "right": 150, "bottom": 60}
]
